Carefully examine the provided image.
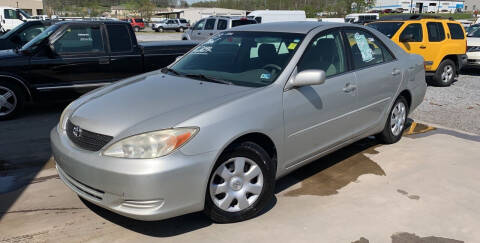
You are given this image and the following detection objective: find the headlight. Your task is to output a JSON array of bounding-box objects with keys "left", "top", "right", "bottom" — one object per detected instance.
[
  {"left": 57, "top": 102, "right": 74, "bottom": 132},
  {"left": 102, "top": 127, "right": 199, "bottom": 159},
  {"left": 468, "top": 46, "right": 480, "bottom": 52}
]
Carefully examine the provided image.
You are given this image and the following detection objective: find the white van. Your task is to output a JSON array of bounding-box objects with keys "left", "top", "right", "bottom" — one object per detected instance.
[
  {"left": 0, "top": 6, "right": 32, "bottom": 32},
  {"left": 247, "top": 10, "right": 306, "bottom": 23},
  {"left": 345, "top": 13, "right": 379, "bottom": 24}
]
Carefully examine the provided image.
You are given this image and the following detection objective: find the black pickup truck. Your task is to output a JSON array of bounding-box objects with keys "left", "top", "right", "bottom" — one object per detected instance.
[{"left": 0, "top": 20, "right": 197, "bottom": 119}]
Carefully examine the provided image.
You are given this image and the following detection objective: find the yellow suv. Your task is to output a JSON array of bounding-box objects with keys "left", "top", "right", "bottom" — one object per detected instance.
[{"left": 368, "top": 15, "right": 467, "bottom": 86}]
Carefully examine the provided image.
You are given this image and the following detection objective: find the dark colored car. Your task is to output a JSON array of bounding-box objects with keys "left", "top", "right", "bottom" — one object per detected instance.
[
  {"left": 0, "top": 20, "right": 197, "bottom": 119},
  {"left": 0, "top": 20, "right": 54, "bottom": 50}
]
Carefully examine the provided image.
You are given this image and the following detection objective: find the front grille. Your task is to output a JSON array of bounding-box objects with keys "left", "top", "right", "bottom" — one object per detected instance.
[{"left": 66, "top": 120, "right": 113, "bottom": 151}]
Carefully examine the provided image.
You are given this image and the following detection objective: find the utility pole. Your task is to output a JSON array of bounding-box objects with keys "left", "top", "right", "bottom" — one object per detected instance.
[{"left": 16, "top": 1, "right": 19, "bottom": 8}]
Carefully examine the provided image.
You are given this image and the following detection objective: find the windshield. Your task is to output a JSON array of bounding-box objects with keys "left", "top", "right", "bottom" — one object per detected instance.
[
  {"left": 368, "top": 22, "right": 404, "bottom": 38},
  {"left": 20, "top": 24, "right": 59, "bottom": 52},
  {"left": 469, "top": 28, "right": 480, "bottom": 38},
  {"left": 0, "top": 21, "right": 29, "bottom": 39},
  {"left": 171, "top": 31, "right": 305, "bottom": 87}
]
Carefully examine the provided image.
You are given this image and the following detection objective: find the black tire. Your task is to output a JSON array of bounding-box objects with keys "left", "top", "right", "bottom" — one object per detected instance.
[
  {"left": 376, "top": 96, "right": 409, "bottom": 144},
  {"left": 154, "top": 28, "right": 159, "bottom": 32},
  {"left": 204, "top": 141, "right": 275, "bottom": 223},
  {"left": 0, "top": 80, "right": 26, "bottom": 120},
  {"left": 432, "top": 59, "right": 456, "bottom": 87},
  {"left": 134, "top": 26, "right": 140, "bottom": 32}
]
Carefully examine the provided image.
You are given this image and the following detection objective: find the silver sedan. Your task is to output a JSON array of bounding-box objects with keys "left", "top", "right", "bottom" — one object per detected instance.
[{"left": 51, "top": 22, "right": 426, "bottom": 223}]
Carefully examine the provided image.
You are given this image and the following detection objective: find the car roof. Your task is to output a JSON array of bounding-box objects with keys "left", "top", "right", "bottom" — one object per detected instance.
[
  {"left": 227, "top": 21, "right": 345, "bottom": 34},
  {"left": 55, "top": 20, "right": 127, "bottom": 25}
]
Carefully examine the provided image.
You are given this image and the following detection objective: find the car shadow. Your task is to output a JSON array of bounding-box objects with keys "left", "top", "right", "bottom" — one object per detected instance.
[
  {"left": 0, "top": 102, "right": 65, "bottom": 219},
  {"left": 81, "top": 195, "right": 277, "bottom": 237}
]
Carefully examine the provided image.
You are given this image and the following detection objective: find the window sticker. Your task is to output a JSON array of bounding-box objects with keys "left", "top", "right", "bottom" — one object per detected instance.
[
  {"left": 287, "top": 42, "right": 297, "bottom": 50},
  {"left": 78, "top": 33, "right": 92, "bottom": 41},
  {"left": 192, "top": 45, "right": 213, "bottom": 55},
  {"left": 354, "top": 33, "right": 374, "bottom": 62},
  {"left": 260, "top": 73, "right": 271, "bottom": 80}
]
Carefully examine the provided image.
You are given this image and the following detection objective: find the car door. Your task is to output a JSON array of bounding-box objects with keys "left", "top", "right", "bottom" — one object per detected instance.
[
  {"left": 202, "top": 18, "right": 217, "bottom": 40},
  {"left": 396, "top": 22, "right": 426, "bottom": 58},
  {"left": 423, "top": 22, "right": 446, "bottom": 68},
  {"left": 190, "top": 18, "right": 206, "bottom": 41},
  {"left": 106, "top": 24, "right": 143, "bottom": 80},
  {"left": 29, "top": 24, "right": 112, "bottom": 98},
  {"left": 2, "top": 9, "right": 23, "bottom": 31},
  {"left": 343, "top": 28, "right": 401, "bottom": 133},
  {"left": 283, "top": 30, "right": 358, "bottom": 167},
  {"left": 166, "top": 19, "right": 175, "bottom": 30}
]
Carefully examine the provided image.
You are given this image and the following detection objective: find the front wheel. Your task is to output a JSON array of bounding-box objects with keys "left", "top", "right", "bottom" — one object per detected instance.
[
  {"left": 432, "top": 59, "right": 456, "bottom": 87},
  {"left": 204, "top": 142, "right": 275, "bottom": 223},
  {"left": 179, "top": 27, "right": 184, "bottom": 32},
  {"left": 0, "top": 81, "right": 25, "bottom": 120},
  {"left": 376, "top": 96, "right": 409, "bottom": 144},
  {"left": 134, "top": 26, "right": 140, "bottom": 32}
]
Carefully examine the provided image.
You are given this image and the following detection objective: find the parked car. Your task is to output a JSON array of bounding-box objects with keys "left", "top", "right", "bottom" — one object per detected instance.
[
  {"left": 466, "top": 28, "right": 480, "bottom": 67},
  {"left": 182, "top": 16, "right": 257, "bottom": 41},
  {"left": 52, "top": 22, "right": 426, "bottom": 223},
  {"left": 246, "top": 10, "right": 306, "bottom": 23},
  {"left": 0, "top": 6, "right": 33, "bottom": 32},
  {"left": 0, "top": 20, "right": 197, "bottom": 120},
  {"left": 0, "top": 20, "right": 53, "bottom": 50},
  {"left": 345, "top": 13, "right": 379, "bottom": 25},
  {"left": 368, "top": 15, "right": 467, "bottom": 86},
  {"left": 122, "top": 18, "right": 145, "bottom": 32},
  {"left": 152, "top": 18, "right": 189, "bottom": 32}
]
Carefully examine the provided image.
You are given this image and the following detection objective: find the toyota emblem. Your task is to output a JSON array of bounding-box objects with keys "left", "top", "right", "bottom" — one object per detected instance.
[{"left": 72, "top": 126, "right": 82, "bottom": 137}]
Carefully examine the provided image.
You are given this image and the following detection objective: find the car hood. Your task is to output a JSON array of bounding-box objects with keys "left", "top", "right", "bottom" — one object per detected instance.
[
  {"left": 467, "top": 37, "right": 480, "bottom": 47},
  {"left": 70, "top": 72, "right": 255, "bottom": 137}
]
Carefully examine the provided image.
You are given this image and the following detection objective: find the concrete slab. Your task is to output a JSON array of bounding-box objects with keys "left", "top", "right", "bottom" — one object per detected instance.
[{"left": 1, "top": 124, "right": 479, "bottom": 243}]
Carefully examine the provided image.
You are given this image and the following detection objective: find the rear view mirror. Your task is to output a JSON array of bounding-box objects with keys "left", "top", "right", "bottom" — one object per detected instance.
[
  {"left": 399, "top": 33, "right": 414, "bottom": 42},
  {"left": 286, "top": 70, "right": 326, "bottom": 90}
]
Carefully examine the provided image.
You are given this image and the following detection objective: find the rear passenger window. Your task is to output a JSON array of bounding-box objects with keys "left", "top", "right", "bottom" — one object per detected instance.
[
  {"left": 400, "top": 23, "right": 423, "bottom": 42},
  {"left": 204, "top": 19, "right": 216, "bottom": 30},
  {"left": 217, "top": 19, "right": 227, "bottom": 30},
  {"left": 107, "top": 25, "right": 132, "bottom": 52},
  {"left": 427, "top": 22, "right": 445, "bottom": 42},
  {"left": 447, "top": 23, "right": 465, "bottom": 39},
  {"left": 345, "top": 30, "right": 393, "bottom": 69}
]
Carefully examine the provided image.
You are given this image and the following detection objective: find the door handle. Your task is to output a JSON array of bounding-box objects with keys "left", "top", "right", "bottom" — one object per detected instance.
[
  {"left": 342, "top": 83, "right": 357, "bottom": 93},
  {"left": 392, "top": 69, "right": 401, "bottom": 76},
  {"left": 419, "top": 45, "right": 426, "bottom": 49},
  {"left": 98, "top": 58, "right": 110, "bottom": 65}
]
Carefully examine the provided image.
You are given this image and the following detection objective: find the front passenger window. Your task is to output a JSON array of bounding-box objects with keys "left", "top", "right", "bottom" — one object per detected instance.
[
  {"left": 53, "top": 25, "right": 104, "bottom": 54},
  {"left": 297, "top": 31, "right": 346, "bottom": 77},
  {"left": 204, "top": 19, "right": 216, "bottom": 30},
  {"left": 400, "top": 23, "right": 423, "bottom": 42}
]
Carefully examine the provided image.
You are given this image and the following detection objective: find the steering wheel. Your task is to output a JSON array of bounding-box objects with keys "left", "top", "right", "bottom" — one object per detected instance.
[{"left": 262, "top": 64, "right": 282, "bottom": 72}]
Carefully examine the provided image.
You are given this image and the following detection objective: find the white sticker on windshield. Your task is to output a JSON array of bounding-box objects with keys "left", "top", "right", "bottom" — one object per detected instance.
[
  {"left": 354, "top": 33, "right": 374, "bottom": 62},
  {"left": 191, "top": 45, "right": 212, "bottom": 55}
]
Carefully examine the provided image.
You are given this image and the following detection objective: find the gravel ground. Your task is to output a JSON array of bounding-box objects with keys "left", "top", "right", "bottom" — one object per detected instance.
[
  {"left": 411, "top": 69, "right": 480, "bottom": 135},
  {"left": 135, "top": 31, "right": 183, "bottom": 42}
]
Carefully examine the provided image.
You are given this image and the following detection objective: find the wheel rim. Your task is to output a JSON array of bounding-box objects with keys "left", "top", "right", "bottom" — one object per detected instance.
[
  {"left": 441, "top": 64, "right": 454, "bottom": 83},
  {"left": 390, "top": 102, "right": 406, "bottom": 136},
  {"left": 0, "top": 86, "right": 17, "bottom": 116},
  {"left": 209, "top": 157, "right": 264, "bottom": 212}
]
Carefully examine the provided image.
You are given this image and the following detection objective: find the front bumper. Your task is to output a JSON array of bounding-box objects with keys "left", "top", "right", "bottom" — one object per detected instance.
[
  {"left": 466, "top": 52, "right": 480, "bottom": 67},
  {"left": 51, "top": 128, "right": 217, "bottom": 221}
]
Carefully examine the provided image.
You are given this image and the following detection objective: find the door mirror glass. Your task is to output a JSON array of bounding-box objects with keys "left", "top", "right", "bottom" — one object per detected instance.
[{"left": 290, "top": 70, "right": 326, "bottom": 88}]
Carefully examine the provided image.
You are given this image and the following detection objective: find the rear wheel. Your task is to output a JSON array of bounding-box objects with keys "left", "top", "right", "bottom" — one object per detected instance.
[
  {"left": 204, "top": 142, "right": 275, "bottom": 223},
  {"left": 134, "top": 26, "right": 140, "bottom": 32},
  {"left": 0, "top": 81, "right": 25, "bottom": 120},
  {"left": 376, "top": 96, "right": 409, "bottom": 144},
  {"left": 432, "top": 59, "right": 455, "bottom": 87}
]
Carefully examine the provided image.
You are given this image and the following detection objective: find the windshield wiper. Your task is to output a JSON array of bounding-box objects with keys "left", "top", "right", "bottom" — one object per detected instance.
[
  {"left": 184, "top": 74, "right": 233, "bottom": 85},
  {"left": 161, "top": 67, "right": 182, "bottom": 76}
]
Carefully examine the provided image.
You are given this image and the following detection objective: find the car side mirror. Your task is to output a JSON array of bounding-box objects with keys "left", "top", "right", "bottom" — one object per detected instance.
[
  {"left": 286, "top": 70, "right": 326, "bottom": 90},
  {"left": 399, "top": 33, "right": 414, "bottom": 42}
]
